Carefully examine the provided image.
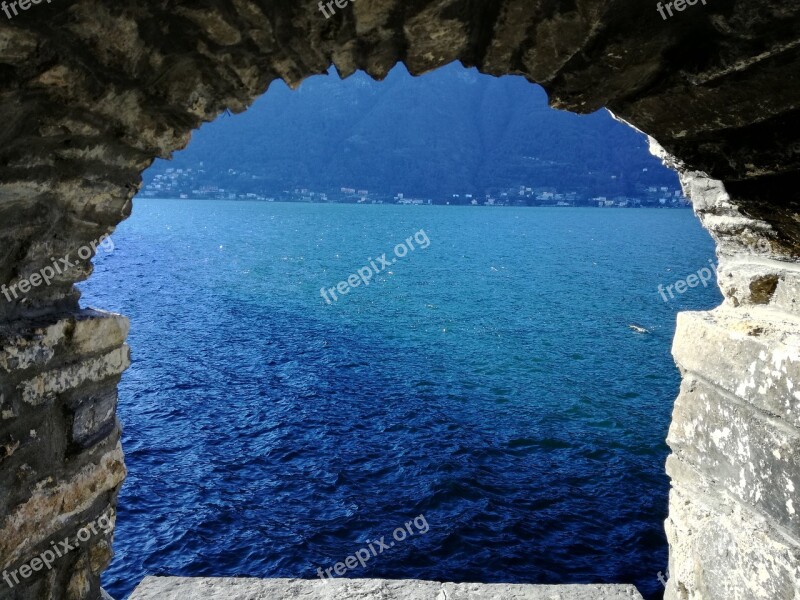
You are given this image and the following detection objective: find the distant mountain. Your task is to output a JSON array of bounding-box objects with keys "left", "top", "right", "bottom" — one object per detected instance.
[{"left": 142, "top": 62, "right": 681, "bottom": 201}]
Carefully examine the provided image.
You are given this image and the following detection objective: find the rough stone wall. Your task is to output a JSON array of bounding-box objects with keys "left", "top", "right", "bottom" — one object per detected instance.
[
  {"left": 0, "top": 1, "right": 799, "bottom": 599},
  {"left": 664, "top": 173, "right": 800, "bottom": 600},
  {"left": 0, "top": 311, "right": 128, "bottom": 599}
]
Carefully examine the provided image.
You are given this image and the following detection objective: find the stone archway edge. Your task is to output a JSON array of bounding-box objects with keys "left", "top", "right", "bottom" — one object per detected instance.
[{"left": 1, "top": 2, "right": 799, "bottom": 599}]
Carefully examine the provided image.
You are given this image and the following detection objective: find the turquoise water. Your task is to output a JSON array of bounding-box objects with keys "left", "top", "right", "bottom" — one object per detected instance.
[{"left": 79, "top": 200, "right": 720, "bottom": 599}]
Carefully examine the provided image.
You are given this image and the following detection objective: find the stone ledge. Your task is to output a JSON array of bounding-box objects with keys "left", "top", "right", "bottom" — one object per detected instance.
[
  {"left": 0, "top": 308, "right": 130, "bottom": 375},
  {"left": 17, "top": 346, "right": 130, "bottom": 407},
  {"left": 129, "top": 577, "right": 645, "bottom": 600},
  {"left": 672, "top": 307, "right": 800, "bottom": 428},
  {"left": 717, "top": 260, "right": 800, "bottom": 313}
]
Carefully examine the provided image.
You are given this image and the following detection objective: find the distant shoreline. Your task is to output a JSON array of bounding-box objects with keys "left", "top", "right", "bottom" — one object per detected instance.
[{"left": 135, "top": 197, "right": 691, "bottom": 208}]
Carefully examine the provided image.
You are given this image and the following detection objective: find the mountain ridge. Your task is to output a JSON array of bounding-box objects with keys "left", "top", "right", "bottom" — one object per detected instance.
[{"left": 141, "top": 62, "right": 682, "bottom": 203}]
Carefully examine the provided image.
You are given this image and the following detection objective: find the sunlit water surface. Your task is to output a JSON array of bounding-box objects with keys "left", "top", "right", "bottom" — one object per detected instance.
[{"left": 79, "top": 200, "right": 720, "bottom": 599}]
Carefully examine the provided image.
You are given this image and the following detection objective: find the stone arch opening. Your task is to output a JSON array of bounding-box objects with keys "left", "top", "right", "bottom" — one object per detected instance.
[
  {"left": 76, "top": 61, "right": 718, "bottom": 600},
  {"left": 0, "top": 2, "right": 798, "bottom": 600}
]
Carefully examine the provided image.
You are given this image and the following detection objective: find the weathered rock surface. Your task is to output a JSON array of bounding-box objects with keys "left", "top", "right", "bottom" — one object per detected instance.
[
  {"left": 129, "top": 577, "right": 645, "bottom": 600},
  {"left": 0, "top": 311, "right": 128, "bottom": 599},
  {"left": 665, "top": 174, "right": 800, "bottom": 600},
  {"left": 0, "top": 1, "right": 799, "bottom": 599}
]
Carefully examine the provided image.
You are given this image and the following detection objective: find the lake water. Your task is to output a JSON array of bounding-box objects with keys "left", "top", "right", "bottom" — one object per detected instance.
[{"left": 78, "top": 200, "right": 720, "bottom": 600}]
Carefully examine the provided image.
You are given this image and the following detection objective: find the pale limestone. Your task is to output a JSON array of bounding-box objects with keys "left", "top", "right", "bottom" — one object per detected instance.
[{"left": 129, "top": 577, "right": 645, "bottom": 600}]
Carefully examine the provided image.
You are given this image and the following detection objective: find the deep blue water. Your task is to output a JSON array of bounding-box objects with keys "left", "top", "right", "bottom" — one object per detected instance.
[{"left": 79, "top": 200, "right": 720, "bottom": 600}]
